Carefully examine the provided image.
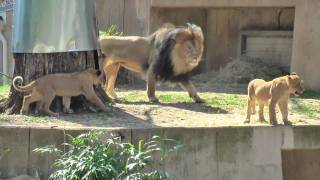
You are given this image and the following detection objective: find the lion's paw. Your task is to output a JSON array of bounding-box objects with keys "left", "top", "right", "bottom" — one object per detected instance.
[{"left": 149, "top": 97, "right": 159, "bottom": 103}]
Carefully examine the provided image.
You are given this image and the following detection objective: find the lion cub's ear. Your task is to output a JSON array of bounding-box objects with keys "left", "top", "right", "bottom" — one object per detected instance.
[{"left": 290, "top": 72, "right": 297, "bottom": 75}]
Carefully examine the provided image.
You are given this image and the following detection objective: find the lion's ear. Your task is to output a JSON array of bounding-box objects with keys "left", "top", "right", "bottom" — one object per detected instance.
[
  {"left": 167, "top": 29, "right": 182, "bottom": 40},
  {"left": 187, "top": 23, "right": 202, "bottom": 32},
  {"left": 290, "top": 72, "right": 297, "bottom": 75},
  {"left": 186, "top": 23, "right": 203, "bottom": 40}
]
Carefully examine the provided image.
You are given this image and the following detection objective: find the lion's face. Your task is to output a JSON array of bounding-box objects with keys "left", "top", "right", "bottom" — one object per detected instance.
[
  {"left": 170, "top": 25, "right": 204, "bottom": 75},
  {"left": 180, "top": 38, "right": 203, "bottom": 66},
  {"left": 85, "top": 68, "right": 103, "bottom": 86},
  {"left": 287, "top": 73, "right": 304, "bottom": 95}
]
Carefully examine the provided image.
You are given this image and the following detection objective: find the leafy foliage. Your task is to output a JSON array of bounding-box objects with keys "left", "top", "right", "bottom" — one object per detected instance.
[
  {"left": 0, "top": 85, "right": 9, "bottom": 91},
  {"left": 99, "top": 25, "right": 123, "bottom": 37},
  {"left": 34, "top": 131, "right": 183, "bottom": 180}
]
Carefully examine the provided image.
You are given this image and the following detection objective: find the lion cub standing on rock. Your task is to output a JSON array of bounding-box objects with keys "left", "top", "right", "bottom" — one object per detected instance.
[
  {"left": 13, "top": 68, "right": 108, "bottom": 117},
  {"left": 244, "top": 73, "right": 304, "bottom": 125}
]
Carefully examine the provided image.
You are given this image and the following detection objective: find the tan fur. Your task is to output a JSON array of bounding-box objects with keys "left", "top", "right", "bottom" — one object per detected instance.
[
  {"left": 13, "top": 68, "right": 108, "bottom": 117},
  {"left": 99, "top": 24, "right": 204, "bottom": 103},
  {"left": 244, "top": 73, "right": 304, "bottom": 125}
]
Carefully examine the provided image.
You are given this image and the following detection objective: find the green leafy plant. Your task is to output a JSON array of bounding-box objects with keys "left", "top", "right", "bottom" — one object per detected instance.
[
  {"left": 99, "top": 25, "right": 123, "bottom": 37},
  {"left": 34, "top": 131, "right": 183, "bottom": 180},
  {"left": 0, "top": 85, "right": 9, "bottom": 91}
]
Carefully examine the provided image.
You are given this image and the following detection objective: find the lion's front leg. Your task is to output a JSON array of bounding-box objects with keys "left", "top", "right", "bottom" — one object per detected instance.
[
  {"left": 179, "top": 80, "right": 204, "bottom": 103},
  {"left": 104, "top": 62, "right": 121, "bottom": 100},
  {"left": 84, "top": 87, "right": 109, "bottom": 112},
  {"left": 62, "top": 96, "right": 74, "bottom": 114},
  {"left": 244, "top": 98, "right": 252, "bottom": 123},
  {"left": 268, "top": 98, "right": 278, "bottom": 125},
  {"left": 258, "top": 103, "right": 267, "bottom": 123},
  {"left": 278, "top": 99, "right": 291, "bottom": 125},
  {"left": 147, "top": 71, "right": 159, "bottom": 103}
]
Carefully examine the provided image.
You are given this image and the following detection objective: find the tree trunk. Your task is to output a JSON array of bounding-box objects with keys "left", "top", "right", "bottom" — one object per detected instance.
[{"left": 0, "top": 51, "right": 111, "bottom": 115}]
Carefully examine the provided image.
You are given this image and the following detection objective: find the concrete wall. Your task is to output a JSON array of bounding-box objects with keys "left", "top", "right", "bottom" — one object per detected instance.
[
  {"left": 96, "top": 0, "right": 150, "bottom": 36},
  {"left": 1, "top": 126, "right": 320, "bottom": 180},
  {"left": 96, "top": 0, "right": 125, "bottom": 32},
  {"left": 150, "top": 0, "right": 295, "bottom": 8},
  {"left": 150, "top": 7, "right": 294, "bottom": 71},
  {"left": 148, "top": 0, "right": 320, "bottom": 90},
  {"left": 291, "top": 0, "right": 320, "bottom": 90},
  {"left": 282, "top": 149, "right": 320, "bottom": 180},
  {"left": 0, "top": 10, "right": 14, "bottom": 81}
]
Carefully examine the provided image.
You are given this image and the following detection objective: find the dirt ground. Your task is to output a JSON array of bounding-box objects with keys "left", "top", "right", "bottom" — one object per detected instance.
[
  {"left": 0, "top": 59, "right": 319, "bottom": 128},
  {"left": 0, "top": 81, "right": 319, "bottom": 129}
]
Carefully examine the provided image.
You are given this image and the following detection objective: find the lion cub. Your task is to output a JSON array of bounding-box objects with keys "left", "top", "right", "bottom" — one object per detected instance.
[
  {"left": 244, "top": 73, "right": 304, "bottom": 125},
  {"left": 13, "top": 68, "right": 108, "bottom": 117}
]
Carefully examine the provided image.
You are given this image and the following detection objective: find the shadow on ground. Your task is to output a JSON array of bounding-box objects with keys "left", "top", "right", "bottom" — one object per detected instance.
[
  {"left": 45, "top": 106, "right": 159, "bottom": 128},
  {"left": 118, "top": 101, "right": 228, "bottom": 114},
  {"left": 118, "top": 82, "right": 248, "bottom": 95}
]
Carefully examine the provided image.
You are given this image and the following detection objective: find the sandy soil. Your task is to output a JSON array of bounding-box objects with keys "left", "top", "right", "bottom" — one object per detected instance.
[
  {"left": 0, "top": 99, "right": 318, "bottom": 129},
  {"left": 0, "top": 58, "right": 318, "bottom": 128}
]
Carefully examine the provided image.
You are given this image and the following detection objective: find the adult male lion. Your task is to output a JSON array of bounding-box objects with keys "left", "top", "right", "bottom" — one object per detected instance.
[
  {"left": 244, "top": 73, "right": 304, "bottom": 125},
  {"left": 13, "top": 68, "right": 108, "bottom": 117},
  {"left": 99, "top": 23, "right": 204, "bottom": 103}
]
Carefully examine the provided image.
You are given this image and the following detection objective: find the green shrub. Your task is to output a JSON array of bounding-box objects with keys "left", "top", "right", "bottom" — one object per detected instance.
[
  {"left": 34, "top": 131, "right": 183, "bottom": 180},
  {"left": 99, "top": 25, "right": 123, "bottom": 37}
]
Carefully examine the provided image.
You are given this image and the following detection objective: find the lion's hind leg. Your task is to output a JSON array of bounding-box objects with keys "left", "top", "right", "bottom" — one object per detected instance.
[
  {"left": 244, "top": 97, "right": 253, "bottom": 123},
  {"left": 62, "top": 96, "right": 74, "bottom": 114},
  {"left": 258, "top": 103, "right": 267, "bottom": 123},
  {"left": 251, "top": 98, "right": 256, "bottom": 114},
  {"left": 42, "top": 91, "right": 59, "bottom": 117},
  {"left": 35, "top": 101, "right": 44, "bottom": 115},
  {"left": 20, "top": 90, "right": 43, "bottom": 115},
  {"left": 104, "top": 62, "right": 121, "bottom": 100},
  {"left": 245, "top": 82, "right": 256, "bottom": 123}
]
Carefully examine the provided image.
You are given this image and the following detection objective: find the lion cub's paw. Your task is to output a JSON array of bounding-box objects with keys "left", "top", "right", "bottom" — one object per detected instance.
[
  {"left": 114, "top": 98, "right": 126, "bottom": 103},
  {"left": 243, "top": 119, "right": 250, "bottom": 124},
  {"left": 259, "top": 119, "right": 268, "bottom": 123},
  {"left": 270, "top": 120, "right": 279, "bottom": 126},
  {"left": 194, "top": 97, "right": 205, "bottom": 103},
  {"left": 283, "top": 120, "right": 292, "bottom": 126},
  {"left": 20, "top": 110, "right": 28, "bottom": 115},
  {"left": 51, "top": 113, "right": 60, "bottom": 118},
  {"left": 101, "top": 107, "right": 110, "bottom": 112},
  {"left": 63, "top": 108, "right": 74, "bottom": 114}
]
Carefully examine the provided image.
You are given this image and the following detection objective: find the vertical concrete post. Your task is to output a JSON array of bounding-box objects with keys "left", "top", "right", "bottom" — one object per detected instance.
[{"left": 291, "top": 0, "right": 320, "bottom": 90}]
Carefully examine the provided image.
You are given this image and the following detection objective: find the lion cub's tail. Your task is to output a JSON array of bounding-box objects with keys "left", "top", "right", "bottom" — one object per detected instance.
[
  {"left": 247, "top": 81, "right": 255, "bottom": 101},
  {"left": 13, "top": 76, "right": 36, "bottom": 92}
]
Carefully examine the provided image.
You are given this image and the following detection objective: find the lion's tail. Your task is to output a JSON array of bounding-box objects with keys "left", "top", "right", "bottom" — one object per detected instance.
[
  {"left": 13, "top": 76, "right": 36, "bottom": 92},
  {"left": 247, "top": 81, "right": 255, "bottom": 101}
]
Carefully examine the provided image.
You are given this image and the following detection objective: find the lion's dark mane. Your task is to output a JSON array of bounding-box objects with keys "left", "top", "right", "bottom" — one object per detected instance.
[{"left": 151, "top": 29, "right": 190, "bottom": 82}]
